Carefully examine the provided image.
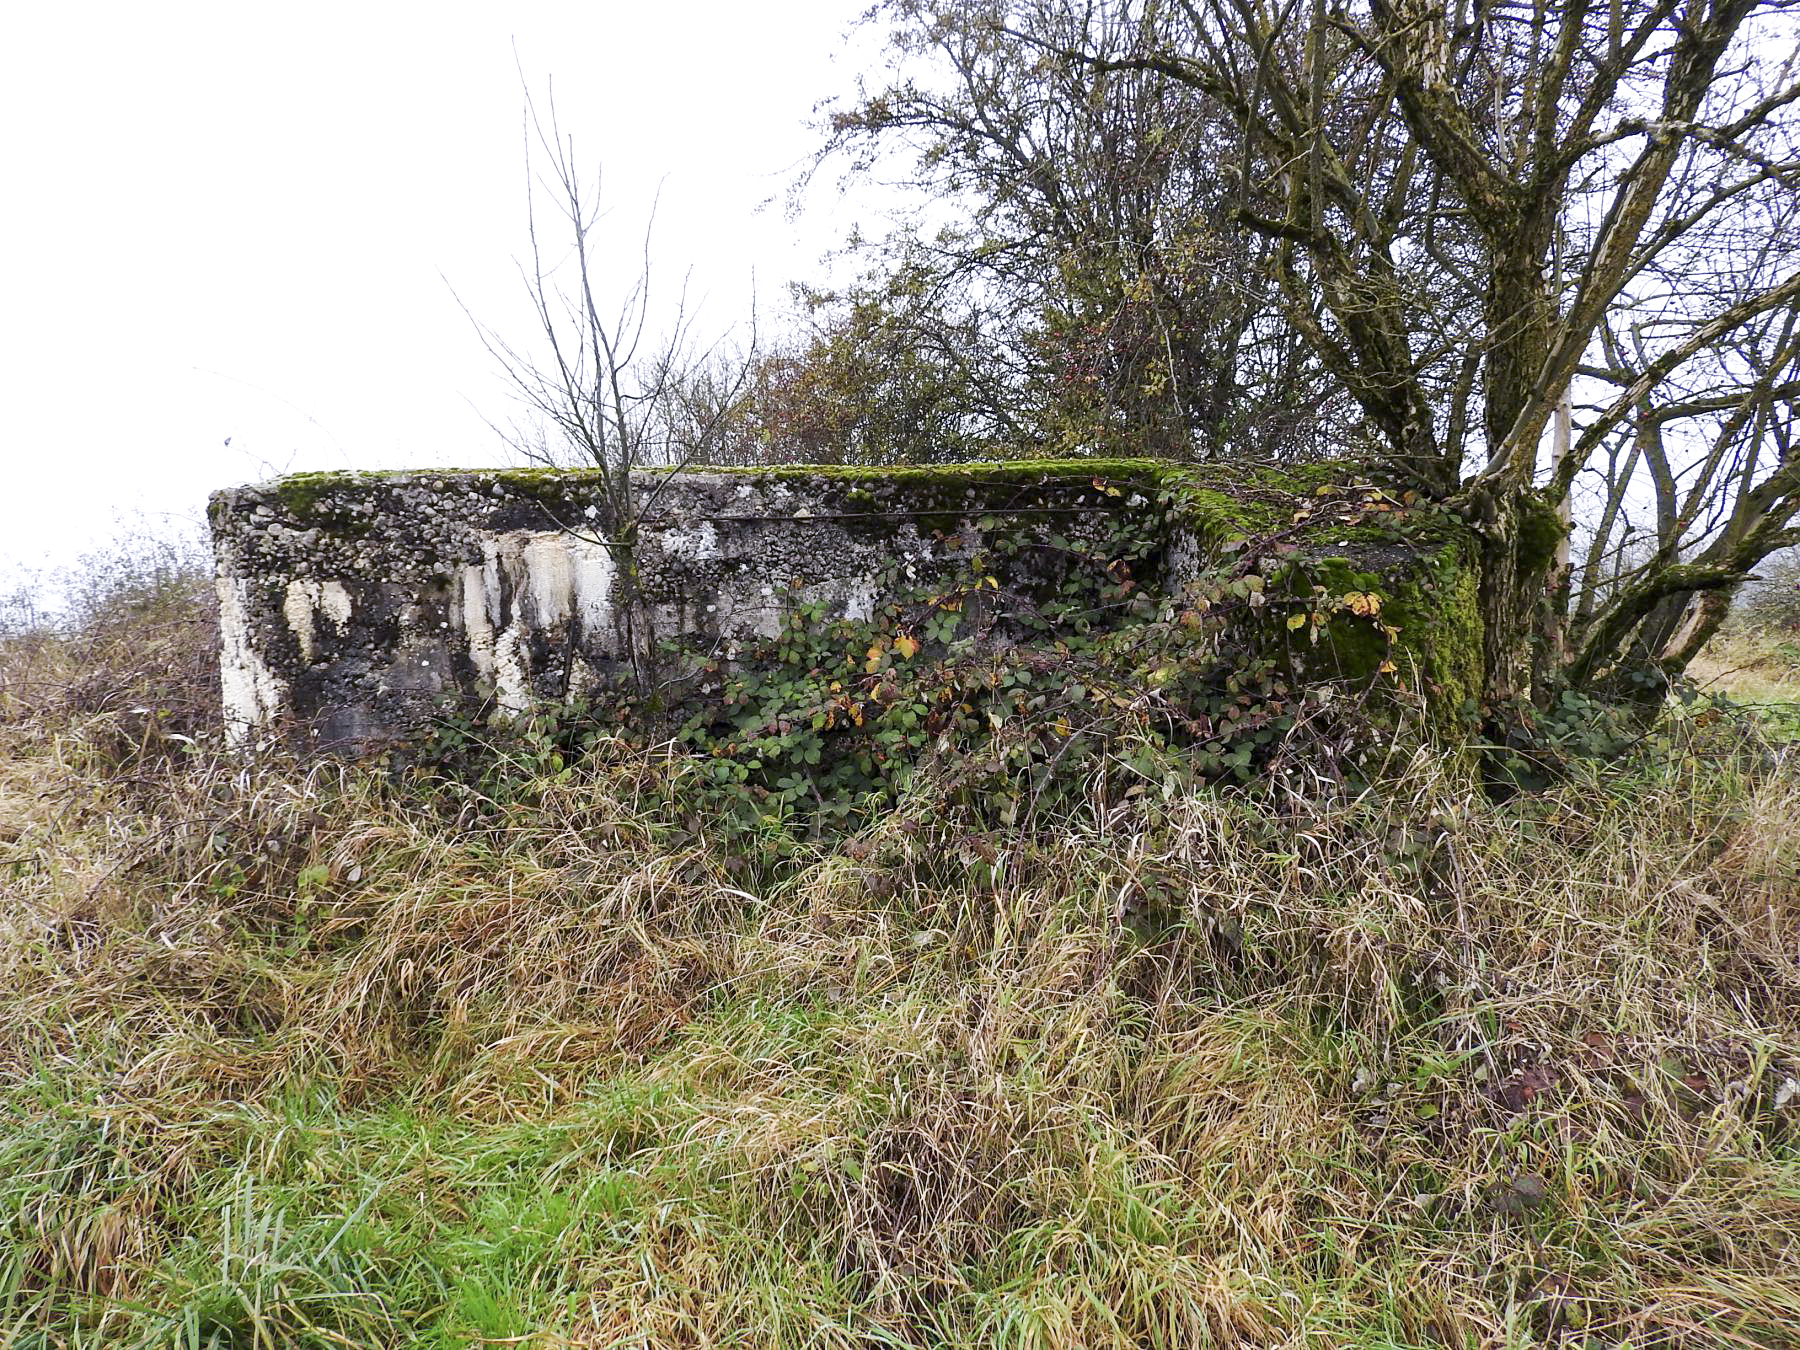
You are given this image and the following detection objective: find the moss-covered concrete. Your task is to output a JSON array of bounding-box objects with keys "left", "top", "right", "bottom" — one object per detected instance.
[
  {"left": 1145, "top": 464, "right": 1485, "bottom": 742},
  {"left": 1277, "top": 530, "right": 1483, "bottom": 737}
]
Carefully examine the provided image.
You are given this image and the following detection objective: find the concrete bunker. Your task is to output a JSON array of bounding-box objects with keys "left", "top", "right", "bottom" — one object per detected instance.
[{"left": 209, "top": 460, "right": 1482, "bottom": 751}]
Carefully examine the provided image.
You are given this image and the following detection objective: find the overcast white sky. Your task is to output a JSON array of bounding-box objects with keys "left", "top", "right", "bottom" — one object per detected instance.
[{"left": 1, "top": 1, "right": 879, "bottom": 594}]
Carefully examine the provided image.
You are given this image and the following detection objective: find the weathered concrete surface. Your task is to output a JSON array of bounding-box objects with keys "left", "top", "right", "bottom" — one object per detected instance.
[
  {"left": 210, "top": 459, "right": 1486, "bottom": 750},
  {"left": 209, "top": 463, "right": 1173, "bottom": 747}
]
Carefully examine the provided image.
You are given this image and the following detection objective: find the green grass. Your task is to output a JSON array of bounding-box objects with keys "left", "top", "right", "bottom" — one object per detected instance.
[
  {"left": 1687, "top": 627, "right": 1800, "bottom": 745},
  {"left": 2, "top": 577, "right": 1797, "bottom": 1347}
]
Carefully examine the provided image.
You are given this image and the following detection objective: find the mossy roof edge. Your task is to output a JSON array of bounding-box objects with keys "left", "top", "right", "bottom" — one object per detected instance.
[
  {"left": 226, "top": 457, "right": 1372, "bottom": 502},
  {"left": 218, "top": 459, "right": 1407, "bottom": 545}
]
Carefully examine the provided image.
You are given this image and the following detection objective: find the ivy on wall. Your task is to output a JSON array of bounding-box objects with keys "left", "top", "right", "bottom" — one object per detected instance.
[{"left": 417, "top": 469, "right": 1478, "bottom": 858}]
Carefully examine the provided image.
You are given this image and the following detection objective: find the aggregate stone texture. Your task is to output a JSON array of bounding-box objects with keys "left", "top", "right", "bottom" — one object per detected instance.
[{"left": 209, "top": 466, "right": 1168, "bottom": 748}]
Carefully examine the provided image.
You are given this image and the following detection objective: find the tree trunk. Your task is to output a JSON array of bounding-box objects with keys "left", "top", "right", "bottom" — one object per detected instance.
[{"left": 1468, "top": 481, "right": 1562, "bottom": 709}]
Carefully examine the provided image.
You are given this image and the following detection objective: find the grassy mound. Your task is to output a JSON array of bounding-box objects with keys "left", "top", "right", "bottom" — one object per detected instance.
[{"left": 1, "top": 552, "right": 1796, "bottom": 1347}]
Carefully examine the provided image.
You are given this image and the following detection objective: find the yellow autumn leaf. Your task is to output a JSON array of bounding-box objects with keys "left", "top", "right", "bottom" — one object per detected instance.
[
  {"left": 893, "top": 633, "right": 919, "bottom": 660},
  {"left": 1378, "top": 659, "right": 1398, "bottom": 674},
  {"left": 1342, "top": 591, "right": 1382, "bottom": 617},
  {"left": 864, "top": 642, "right": 885, "bottom": 674},
  {"left": 1286, "top": 612, "right": 1309, "bottom": 631}
]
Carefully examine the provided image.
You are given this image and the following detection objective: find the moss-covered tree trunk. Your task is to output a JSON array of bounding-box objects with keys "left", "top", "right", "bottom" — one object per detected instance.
[{"left": 1461, "top": 479, "right": 1563, "bottom": 710}]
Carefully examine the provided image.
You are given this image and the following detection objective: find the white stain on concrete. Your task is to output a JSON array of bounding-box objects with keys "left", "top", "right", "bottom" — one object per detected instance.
[
  {"left": 658, "top": 518, "right": 720, "bottom": 562},
  {"left": 841, "top": 575, "right": 879, "bottom": 623},
  {"left": 218, "top": 575, "right": 289, "bottom": 747},
  {"left": 456, "top": 531, "right": 618, "bottom": 714},
  {"left": 282, "top": 579, "right": 354, "bottom": 664},
  {"left": 457, "top": 562, "right": 494, "bottom": 684}
]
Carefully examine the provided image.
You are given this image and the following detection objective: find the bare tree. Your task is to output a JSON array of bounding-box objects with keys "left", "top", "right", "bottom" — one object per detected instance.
[
  {"left": 814, "top": 0, "right": 1348, "bottom": 460},
  {"left": 842, "top": 0, "right": 1800, "bottom": 715},
  {"left": 1561, "top": 161, "right": 1800, "bottom": 693},
  {"left": 460, "top": 86, "right": 756, "bottom": 685}
]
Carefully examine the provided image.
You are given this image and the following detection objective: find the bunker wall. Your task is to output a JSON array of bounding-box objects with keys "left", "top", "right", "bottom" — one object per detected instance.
[
  {"left": 208, "top": 463, "right": 1172, "bottom": 747},
  {"left": 210, "top": 459, "right": 1487, "bottom": 752}
]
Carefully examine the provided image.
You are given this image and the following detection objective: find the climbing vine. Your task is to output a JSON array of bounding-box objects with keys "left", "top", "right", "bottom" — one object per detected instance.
[{"left": 415, "top": 472, "right": 1449, "bottom": 858}]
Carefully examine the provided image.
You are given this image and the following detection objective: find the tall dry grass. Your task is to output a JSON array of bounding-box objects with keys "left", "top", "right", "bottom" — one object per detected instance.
[{"left": 0, "top": 547, "right": 1796, "bottom": 1347}]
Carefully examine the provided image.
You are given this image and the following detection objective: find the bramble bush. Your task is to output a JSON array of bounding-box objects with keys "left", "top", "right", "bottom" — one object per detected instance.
[{"left": 0, "top": 528, "right": 218, "bottom": 769}]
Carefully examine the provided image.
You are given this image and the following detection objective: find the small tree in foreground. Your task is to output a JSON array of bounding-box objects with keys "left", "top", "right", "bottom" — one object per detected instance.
[{"left": 461, "top": 87, "right": 756, "bottom": 684}]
